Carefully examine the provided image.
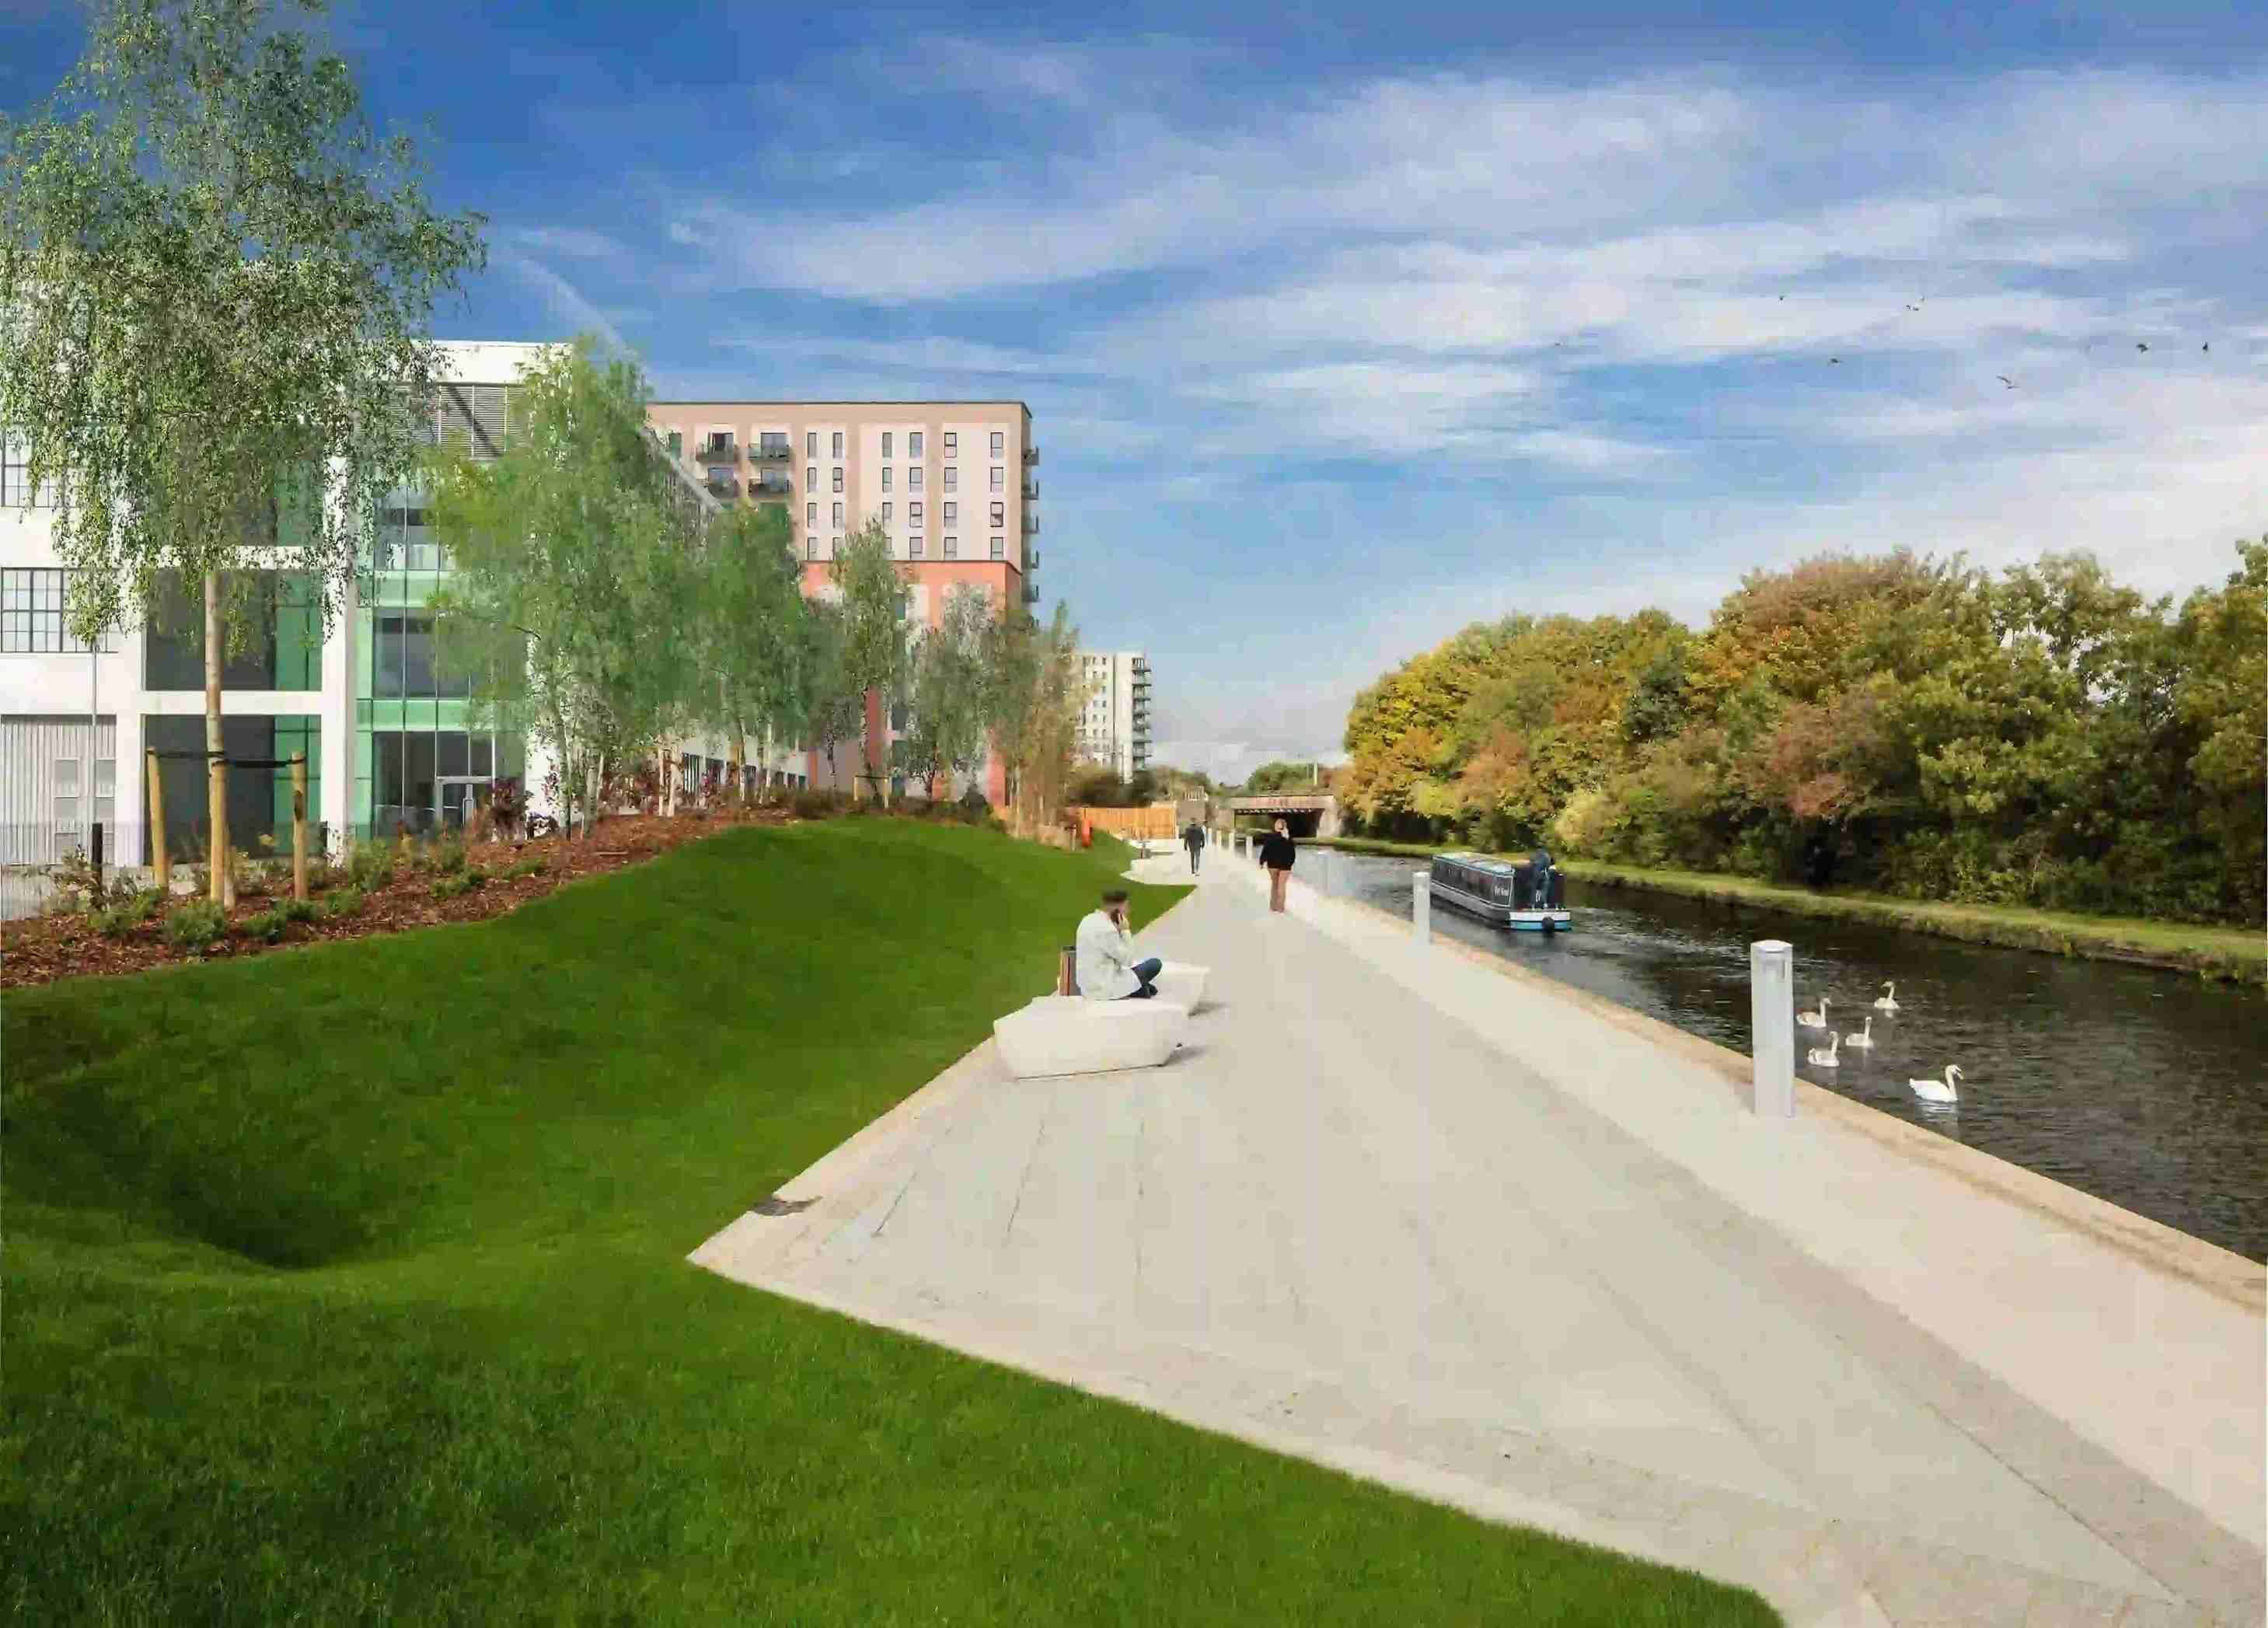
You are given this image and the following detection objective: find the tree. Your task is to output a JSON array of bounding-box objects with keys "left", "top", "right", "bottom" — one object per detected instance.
[
  {"left": 798, "top": 598, "right": 864, "bottom": 790},
  {"left": 1, "top": 0, "right": 484, "bottom": 896},
  {"left": 426, "top": 341, "right": 700, "bottom": 839},
  {"left": 829, "top": 519, "right": 909, "bottom": 803},
  {"left": 896, "top": 584, "right": 993, "bottom": 800},
  {"left": 696, "top": 501, "right": 804, "bottom": 802},
  {"left": 1242, "top": 760, "right": 1324, "bottom": 795}
]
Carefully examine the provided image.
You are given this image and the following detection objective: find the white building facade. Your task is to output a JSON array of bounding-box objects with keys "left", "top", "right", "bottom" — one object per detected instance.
[
  {"left": 0, "top": 340, "right": 802, "bottom": 899},
  {"left": 1073, "top": 649, "right": 1152, "bottom": 781}
]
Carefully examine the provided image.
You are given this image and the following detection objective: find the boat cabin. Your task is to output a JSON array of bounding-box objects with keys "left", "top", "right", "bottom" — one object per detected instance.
[{"left": 1427, "top": 851, "right": 1572, "bottom": 931}]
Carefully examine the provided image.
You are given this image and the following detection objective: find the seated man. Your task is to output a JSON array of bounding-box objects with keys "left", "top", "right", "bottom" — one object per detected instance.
[{"left": 1076, "top": 888, "right": 1162, "bottom": 1001}]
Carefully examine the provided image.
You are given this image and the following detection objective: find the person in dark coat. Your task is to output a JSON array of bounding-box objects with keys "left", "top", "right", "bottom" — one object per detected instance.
[
  {"left": 1258, "top": 817, "right": 1296, "bottom": 913},
  {"left": 1181, "top": 820, "right": 1206, "bottom": 874}
]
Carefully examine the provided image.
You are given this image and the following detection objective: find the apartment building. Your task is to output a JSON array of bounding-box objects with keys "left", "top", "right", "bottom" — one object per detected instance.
[
  {"left": 0, "top": 341, "right": 803, "bottom": 887},
  {"left": 647, "top": 399, "right": 1040, "bottom": 802},
  {"left": 1073, "top": 650, "right": 1151, "bottom": 781}
]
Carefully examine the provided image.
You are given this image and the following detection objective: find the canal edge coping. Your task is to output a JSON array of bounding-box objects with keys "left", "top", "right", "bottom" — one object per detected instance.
[{"left": 1326, "top": 886, "right": 2266, "bottom": 1316}]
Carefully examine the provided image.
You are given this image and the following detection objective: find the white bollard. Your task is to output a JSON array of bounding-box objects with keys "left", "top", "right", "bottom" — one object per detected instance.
[
  {"left": 1411, "top": 870, "right": 1430, "bottom": 942},
  {"left": 1749, "top": 939, "right": 1795, "bottom": 1117}
]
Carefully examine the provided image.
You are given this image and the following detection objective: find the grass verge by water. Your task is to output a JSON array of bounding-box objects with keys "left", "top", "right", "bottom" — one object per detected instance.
[
  {"left": 3, "top": 819, "right": 1777, "bottom": 1626},
  {"left": 1311, "top": 837, "right": 2264, "bottom": 986}
]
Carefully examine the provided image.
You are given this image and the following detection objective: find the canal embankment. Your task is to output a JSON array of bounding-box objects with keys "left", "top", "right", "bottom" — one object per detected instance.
[{"left": 1307, "top": 837, "right": 2266, "bottom": 985}]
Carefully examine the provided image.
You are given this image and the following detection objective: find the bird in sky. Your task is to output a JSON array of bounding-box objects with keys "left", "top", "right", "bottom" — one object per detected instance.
[
  {"left": 2137, "top": 341, "right": 2150, "bottom": 352},
  {"left": 1998, "top": 375, "right": 2016, "bottom": 389},
  {"left": 1830, "top": 357, "right": 1841, "bottom": 365}
]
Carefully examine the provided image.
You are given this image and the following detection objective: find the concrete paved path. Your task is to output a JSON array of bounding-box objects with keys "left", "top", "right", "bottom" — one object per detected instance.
[{"left": 694, "top": 852, "right": 2265, "bottom": 1626}]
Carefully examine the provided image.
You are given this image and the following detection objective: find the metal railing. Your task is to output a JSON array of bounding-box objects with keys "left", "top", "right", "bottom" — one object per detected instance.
[
  {"left": 752, "top": 442, "right": 794, "bottom": 461},
  {"left": 696, "top": 438, "right": 740, "bottom": 463}
]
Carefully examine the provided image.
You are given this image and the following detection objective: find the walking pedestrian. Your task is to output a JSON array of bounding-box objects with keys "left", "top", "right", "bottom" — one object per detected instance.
[
  {"left": 1258, "top": 817, "right": 1296, "bottom": 914},
  {"left": 1181, "top": 819, "right": 1206, "bottom": 875}
]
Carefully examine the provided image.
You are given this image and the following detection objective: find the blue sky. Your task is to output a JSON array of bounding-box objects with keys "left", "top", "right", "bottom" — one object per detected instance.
[{"left": 7, "top": 2, "right": 2266, "bottom": 781}]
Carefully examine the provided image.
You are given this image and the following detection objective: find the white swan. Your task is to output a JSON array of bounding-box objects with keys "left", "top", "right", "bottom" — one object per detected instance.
[
  {"left": 1806, "top": 1032, "right": 1841, "bottom": 1067},
  {"left": 1908, "top": 1065, "right": 1962, "bottom": 1105},
  {"left": 1874, "top": 982, "right": 1900, "bottom": 1013},
  {"left": 1797, "top": 994, "right": 1830, "bottom": 1029},
  {"left": 1844, "top": 1016, "right": 1875, "bottom": 1050}
]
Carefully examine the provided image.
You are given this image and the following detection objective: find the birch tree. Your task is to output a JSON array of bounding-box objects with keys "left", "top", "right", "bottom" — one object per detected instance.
[
  {"left": 0, "top": 0, "right": 483, "bottom": 894},
  {"left": 427, "top": 342, "right": 696, "bottom": 838},
  {"left": 829, "top": 519, "right": 908, "bottom": 803},
  {"left": 699, "top": 501, "right": 804, "bottom": 803}
]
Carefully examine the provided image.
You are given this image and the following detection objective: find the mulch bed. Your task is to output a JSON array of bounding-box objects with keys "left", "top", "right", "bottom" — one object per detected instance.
[{"left": 2, "top": 812, "right": 791, "bottom": 990}]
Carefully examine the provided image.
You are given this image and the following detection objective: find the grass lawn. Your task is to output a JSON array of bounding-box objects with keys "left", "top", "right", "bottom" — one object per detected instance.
[
  {"left": 1312, "top": 836, "right": 2264, "bottom": 985},
  {"left": 4, "top": 819, "right": 1776, "bottom": 1626}
]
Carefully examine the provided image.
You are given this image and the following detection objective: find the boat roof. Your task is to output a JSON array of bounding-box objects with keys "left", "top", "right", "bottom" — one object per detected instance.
[{"left": 1437, "top": 851, "right": 1519, "bottom": 875}]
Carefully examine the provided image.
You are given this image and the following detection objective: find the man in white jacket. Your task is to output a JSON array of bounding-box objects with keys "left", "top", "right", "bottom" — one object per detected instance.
[{"left": 1075, "top": 889, "right": 1162, "bottom": 1000}]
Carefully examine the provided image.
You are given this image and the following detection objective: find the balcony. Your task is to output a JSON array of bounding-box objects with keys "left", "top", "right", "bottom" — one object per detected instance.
[
  {"left": 696, "top": 437, "right": 739, "bottom": 463},
  {"left": 1022, "top": 511, "right": 1038, "bottom": 535},
  {"left": 1022, "top": 476, "right": 1038, "bottom": 500},
  {"left": 705, "top": 471, "right": 740, "bottom": 498},
  {"left": 751, "top": 473, "right": 793, "bottom": 498},
  {"left": 1024, "top": 549, "right": 1038, "bottom": 571},
  {"left": 752, "top": 441, "right": 793, "bottom": 461},
  {"left": 1023, "top": 445, "right": 1038, "bottom": 466},
  {"left": 1023, "top": 582, "right": 1039, "bottom": 606}
]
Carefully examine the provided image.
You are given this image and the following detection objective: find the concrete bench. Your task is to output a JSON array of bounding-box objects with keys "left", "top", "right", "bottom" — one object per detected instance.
[
  {"left": 1150, "top": 960, "right": 1210, "bottom": 1012},
  {"left": 993, "top": 994, "right": 1189, "bottom": 1079}
]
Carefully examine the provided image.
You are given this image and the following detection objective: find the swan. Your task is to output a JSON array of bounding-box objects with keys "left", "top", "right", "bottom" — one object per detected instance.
[
  {"left": 1908, "top": 1065, "right": 1962, "bottom": 1105},
  {"left": 1874, "top": 982, "right": 1900, "bottom": 1013},
  {"left": 1844, "top": 1016, "right": 1874, "bottom": 1050},
  {"left": 1797, "top": 994, "right": 1830, "bottom": 1029},
  {"left": 1806, "top": 1032, "right": 1841, "bottom": 1067}
]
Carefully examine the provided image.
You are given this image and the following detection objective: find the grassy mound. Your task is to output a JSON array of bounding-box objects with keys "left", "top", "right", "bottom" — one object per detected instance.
[{"left": 4, "top": 820, "right": 1776, "bottom": 1625}]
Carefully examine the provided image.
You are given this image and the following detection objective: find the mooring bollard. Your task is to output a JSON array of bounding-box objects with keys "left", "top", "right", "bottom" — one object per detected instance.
[
  {"left": 1750, "top": 939, "right": 1795, "bottom": 1117},
  {"left": 1411, "top": 870, "right": 1430, "bottom": 942}
]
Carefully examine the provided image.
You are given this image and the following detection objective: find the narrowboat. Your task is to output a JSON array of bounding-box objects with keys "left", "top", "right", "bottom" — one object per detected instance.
[{"left": 1428, "top": 851, "right": 1573, "bottom": 932}]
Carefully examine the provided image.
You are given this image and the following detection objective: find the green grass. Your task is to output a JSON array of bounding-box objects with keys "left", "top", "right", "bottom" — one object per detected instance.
[
  {"left": 3, "top": 819, "right": 1776, "bottom": 1626},
  {"left": 1311, "top": 837, "right": 2265, "bottom": 985}
]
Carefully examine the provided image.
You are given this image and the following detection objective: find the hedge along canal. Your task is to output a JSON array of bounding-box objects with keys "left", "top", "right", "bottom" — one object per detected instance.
[{"left": 1303, "top": 847, "right": 2268, "bottom": 1264}]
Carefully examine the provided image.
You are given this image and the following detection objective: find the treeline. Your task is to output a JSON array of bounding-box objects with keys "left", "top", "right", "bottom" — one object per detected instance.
[
  {"left": 1341, "top": 543, "right": 2266, "bottom": 924},
  {"left": 430, "top": 342, "right": 1084, "bottom": 836}
]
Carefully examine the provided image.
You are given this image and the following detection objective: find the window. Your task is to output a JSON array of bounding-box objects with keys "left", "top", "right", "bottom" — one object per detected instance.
[
  {"left": 909, "top": 502, "right": 923, "bottom": 526},
  {"left": 2, "top": 433, "right": 58, "bottom": 506},
  {"left": 832, "top": 467, "right": 844, "bottom": 493},
  {"left": 832, "top": 502, "right": 844, "bottom": 526},
  {"left": 990, "top": 431, "right": 1004, "bottom": 456},
  {"left": 881, "top": 501, "right": 892, "bottom": 524},
  {"left": 807, "top": 430, "right": 818, "bottom": 457},
  {"left": 374, "top": 613, "right": 470, "bottom": 698},
  {"left": 909, "top": 431, "right": 923, "bottom": 458},
  {"left": 2, "top": 569, "right": 107, "bottom": 652},
  {"left": 943, "top": 466, "right": 958, "bottom": 492},
  {"left": 909, "top": 535, "right": 924, "bottom": 558},
  {"left": 807, "top": 502, "right": 818, "bottom": 526},
  {"left": 941, "top": 501, "right": 957, "bottom": 525},
  {"left": 832, "top": 431, "right": 844, "bottom": 457},
  {"left": 989, "top": 501, "right": 1005, "bottom": 527},
  {"left": 943, "top": 535, "right": 958, "bottom": 560},
  {"left": 990, "top": 535, "right": 1005, "bottom": 560},
  {"left": 807, "top": 464, "right": 817, "bottom": 490},
  {"left": 831, "top": 535, "right": 841, "bottom": 555},
  {"left": 944, "top": 431, "right": 958, "bottom": 455},
  {"left": 666, "top": 430, "right": 683, "bottom": 459},
  {"left": 881, "top": 466, "right": 891, "bottom": 491},
  {"left": 909, "top": 465, "right": 923, "bottom": 490},
  {"left": 991, "top": 465, "right": 1005, "bottom": 491},
  {"left": 761, "top": 431, "right": 789, "bottom": 456}
]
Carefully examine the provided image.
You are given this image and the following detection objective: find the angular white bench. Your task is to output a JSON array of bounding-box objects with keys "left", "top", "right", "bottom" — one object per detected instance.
[
  {"left": 993, "top": 994, "right": 1189, "bottom": 1079},
  {"left": 1150, "top": 960, "right": 1210, "bottom": 1012}
]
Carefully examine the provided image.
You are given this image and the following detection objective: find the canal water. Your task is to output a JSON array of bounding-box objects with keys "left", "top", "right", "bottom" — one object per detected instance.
[{"left": 1304, "top": 847, "right": 2268, "bottom": 1263}]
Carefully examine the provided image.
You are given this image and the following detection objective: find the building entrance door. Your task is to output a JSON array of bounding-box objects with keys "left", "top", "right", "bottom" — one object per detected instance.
[{"left": 437, "top": 775, "right": 483, "bottom": 832}]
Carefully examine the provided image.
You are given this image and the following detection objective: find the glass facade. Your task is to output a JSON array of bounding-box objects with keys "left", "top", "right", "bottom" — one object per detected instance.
[
  {"left": 144, "top": 713, "right": 320, "bottom": 863},
  {"left": 354, "top": 494, "right": 524, "bottom": 840}
]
